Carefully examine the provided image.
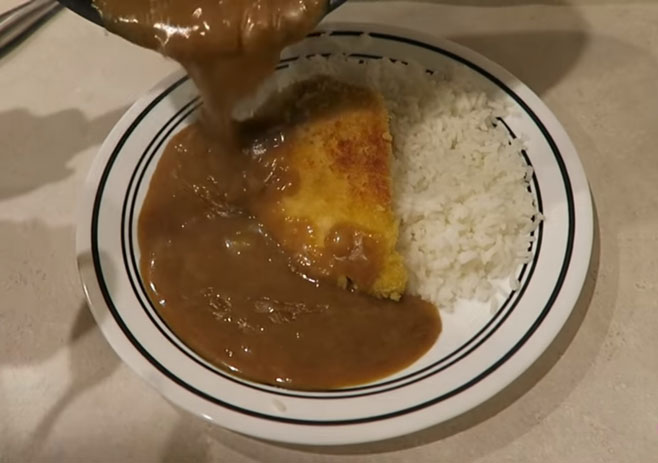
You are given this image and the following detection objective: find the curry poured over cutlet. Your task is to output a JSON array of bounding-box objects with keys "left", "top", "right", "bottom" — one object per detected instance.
[
  {"left": 137, "top": 77, "right": 439, "bottom": 390},
  {"left": 93, "top": 0, "right": 440, "bottom": 391},
  {"left": 251, "top": 76, "right": 408, "bottom": 299}
]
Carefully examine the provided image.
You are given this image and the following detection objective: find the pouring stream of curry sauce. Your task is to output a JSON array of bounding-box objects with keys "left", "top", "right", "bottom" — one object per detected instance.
[{"left": 93, "top": 0, "right": 441, "bottom": 390}]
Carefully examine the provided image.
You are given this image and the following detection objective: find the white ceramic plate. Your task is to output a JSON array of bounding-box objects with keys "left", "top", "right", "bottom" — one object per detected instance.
[{"left": 76, "top": 20, "right": 592, "bottom": 445}]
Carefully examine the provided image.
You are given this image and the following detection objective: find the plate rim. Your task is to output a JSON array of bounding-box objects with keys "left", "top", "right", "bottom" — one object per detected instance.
[{"left": 76, "top": 20, "right": 593, "bottom": 445}]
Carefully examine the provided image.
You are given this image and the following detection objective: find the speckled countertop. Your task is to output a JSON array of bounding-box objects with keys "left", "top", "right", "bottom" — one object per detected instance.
[{"left": 1, "top": 1, "right": 657, "bottom": 461}]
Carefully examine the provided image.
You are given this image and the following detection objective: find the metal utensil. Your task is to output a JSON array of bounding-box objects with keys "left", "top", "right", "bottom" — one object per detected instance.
[
  {"left": 56, "top": 0, "right": 100, "bottom": 26},
  {"left": 57, "top": 0, "right": 348, "bottom": 28},
  {"left": 0, "top": 0, "right": 62, "bottom": 51}
]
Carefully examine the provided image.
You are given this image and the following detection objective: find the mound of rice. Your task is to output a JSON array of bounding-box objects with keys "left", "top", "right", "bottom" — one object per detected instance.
[{"left": 244, "top": 54, "right": 541, "bottom": 309}]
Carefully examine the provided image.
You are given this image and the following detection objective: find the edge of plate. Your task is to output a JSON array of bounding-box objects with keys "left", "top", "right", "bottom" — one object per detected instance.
[{"left": 75, "top": 20, "right": 594, "bottom": 446}]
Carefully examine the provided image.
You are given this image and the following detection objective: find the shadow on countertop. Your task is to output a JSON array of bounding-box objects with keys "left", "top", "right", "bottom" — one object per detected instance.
[
  {"left": 337, "top": 0, "right": 593, "bottom": 97},
  {"left": 0, "top": 221, "right": 120, "bottom": 460},
  {"left": 25, "top": 300, "right": 120, "bottom": 458},
  {"left": 449, "top": 30, "right": 587, "bottom": 95},
  {"left": 0, "top": 106, "right": 125, "bottom": 201}
]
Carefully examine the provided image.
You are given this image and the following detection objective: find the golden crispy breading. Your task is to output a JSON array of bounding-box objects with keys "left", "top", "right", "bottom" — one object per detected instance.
[{"left": 253, "top": 77, "right": 407, "bottom": 299}]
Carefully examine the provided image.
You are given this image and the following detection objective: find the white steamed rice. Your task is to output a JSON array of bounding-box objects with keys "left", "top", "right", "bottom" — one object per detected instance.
[{"left": 242, "top": 53, "right": 542, "bottom": 310}]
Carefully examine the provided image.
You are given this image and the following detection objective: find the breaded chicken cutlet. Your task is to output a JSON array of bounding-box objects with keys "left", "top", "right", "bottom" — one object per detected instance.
[{"left": 251, "top": 76, "right": 407, "bottom": 300}]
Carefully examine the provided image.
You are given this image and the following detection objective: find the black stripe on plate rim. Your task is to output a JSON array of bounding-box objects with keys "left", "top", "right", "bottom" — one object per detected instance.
[
  {"left": 119, "top": 49, "right": 545, "bottom": 396},
  {"left": 120, "top": 47, "right": 543, "bottom": 397},
  {"left": 120, "top": 81, "right": 543, "bottom": 399},
  {"left": 90, "top": 31, "right": 575, "bottom": 425}
]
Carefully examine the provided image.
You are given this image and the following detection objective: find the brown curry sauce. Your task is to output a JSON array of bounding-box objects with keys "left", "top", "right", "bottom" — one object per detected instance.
[{"left": 94, "top": 0, "right": 441, "bottom": 390}]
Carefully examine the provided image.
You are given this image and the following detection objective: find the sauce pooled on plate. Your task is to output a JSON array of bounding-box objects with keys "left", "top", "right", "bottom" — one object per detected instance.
[{"left": 93, "top": 0, "right": 441, "bottom": 389}]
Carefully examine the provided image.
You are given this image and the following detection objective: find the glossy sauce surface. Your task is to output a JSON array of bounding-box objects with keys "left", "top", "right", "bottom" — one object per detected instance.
[
  {"left": 138, "top": 117, "right": 441, "bottom": 389},
  {"left": 96, "top": 0, "right": 441, "bottom": 389},
  {"left": 93, "top": 0, "right": 326, "bottom": 138}
]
